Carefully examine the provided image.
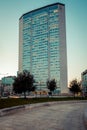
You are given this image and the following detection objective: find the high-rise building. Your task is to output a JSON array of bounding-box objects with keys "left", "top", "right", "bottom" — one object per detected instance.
[
  {"left": 81, "top": 70, "right": 87, "bottom": 94},
  {"left": 19, "top": 3, "right": 68, "bottom": 93}
]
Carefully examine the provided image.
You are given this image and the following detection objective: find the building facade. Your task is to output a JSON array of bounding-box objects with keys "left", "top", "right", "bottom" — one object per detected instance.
[
  {"left": 81, "top": 70, "right": 87, "bottom": 94},
  {"left": 1, "top": 76, "right": 14, "bottom": 95},
  {"left": 19, "top": 3, "right": 68, "bottom": 93}
]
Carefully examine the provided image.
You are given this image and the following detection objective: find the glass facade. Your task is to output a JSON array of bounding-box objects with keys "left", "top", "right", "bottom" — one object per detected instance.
[
  {"left": 19, "top": 3, "right": 68, "bottom": 93},
  {"left": 82, "top": 70, "right": 87, "bottom": 93}
]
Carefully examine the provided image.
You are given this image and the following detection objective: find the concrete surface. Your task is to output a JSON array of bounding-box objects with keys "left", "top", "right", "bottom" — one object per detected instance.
[
  {"left": 0, "top": 101, "right": 87, "bottom": 130},
  {"left": 84, "top": 108, "right": 87, "bottom": 129}
]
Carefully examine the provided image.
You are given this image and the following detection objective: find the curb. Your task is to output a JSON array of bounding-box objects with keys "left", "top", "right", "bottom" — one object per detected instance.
[
  {"left": 0, "top": 105, "right": 25, "bottom": 117},
  {"left": 0, "top": 102, "right": 55, "bottom": 117},
  {"left": 0, "top": 100, "right": 87, "bottom": 117}
]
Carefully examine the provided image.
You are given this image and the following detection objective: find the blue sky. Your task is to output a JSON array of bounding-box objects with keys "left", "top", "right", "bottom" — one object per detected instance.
[{"left": 0, "top": 0, "right": 87, "bottom": 85}]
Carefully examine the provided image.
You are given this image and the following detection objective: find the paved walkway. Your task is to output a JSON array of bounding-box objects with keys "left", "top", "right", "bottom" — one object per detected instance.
[{"left": 0, "top": 101, "right": 87, "bottom": 130}]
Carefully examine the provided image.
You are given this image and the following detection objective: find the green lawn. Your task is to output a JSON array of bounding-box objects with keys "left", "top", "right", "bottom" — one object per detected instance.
[{"left": 0, "top": 97, "right": 87, "bottom": 109}]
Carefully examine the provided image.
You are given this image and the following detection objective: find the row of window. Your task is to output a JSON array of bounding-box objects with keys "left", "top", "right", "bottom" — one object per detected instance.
[{"left": 22, "top": 5, "right": 60, "bottom": 84}]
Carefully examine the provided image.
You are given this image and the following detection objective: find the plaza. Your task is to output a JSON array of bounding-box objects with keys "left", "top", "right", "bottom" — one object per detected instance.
[{"left": 0, "top": 101, "right": 87, "bottom": 130}]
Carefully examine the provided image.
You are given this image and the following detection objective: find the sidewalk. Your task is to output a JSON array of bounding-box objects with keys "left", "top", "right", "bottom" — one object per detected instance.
[{"left": 0, "top": 100, "right": 87, "bottom": 130}]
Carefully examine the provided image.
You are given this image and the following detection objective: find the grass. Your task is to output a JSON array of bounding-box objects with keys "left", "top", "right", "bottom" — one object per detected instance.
[{"left": 0, "top": 96, "right": 87, "bottom": 109}]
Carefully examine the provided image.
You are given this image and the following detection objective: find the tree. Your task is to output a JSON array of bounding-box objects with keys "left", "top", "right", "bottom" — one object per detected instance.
[
  {"left": 69, "top": 79, "right": 81, "bottom": 97},
  {"left": 47, "top": 79, "right": 57, "bottom": 96},
  {"left": 13, "top": 70, "right": 36, "bottom": 98}
]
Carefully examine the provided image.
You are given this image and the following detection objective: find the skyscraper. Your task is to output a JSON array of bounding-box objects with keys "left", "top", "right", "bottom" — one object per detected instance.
[
  {"left": 81, "top": 70, "right": 87, "bottom": 94},
  {"left": 19, "top": 3, "right": 68, "bottom": 93}
]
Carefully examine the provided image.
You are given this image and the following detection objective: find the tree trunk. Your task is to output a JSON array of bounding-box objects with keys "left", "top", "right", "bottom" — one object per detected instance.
[
  {"left": 74, "top": 92, "right": 75, "bottom": 98},
  {"left": 24, "top": 92, "right": 26, "bottom": 99}
]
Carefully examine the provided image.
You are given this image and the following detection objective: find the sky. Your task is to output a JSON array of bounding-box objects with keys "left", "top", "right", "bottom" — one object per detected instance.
[{"left": 0, "top": 0, "right": 87, "bottom": 85}]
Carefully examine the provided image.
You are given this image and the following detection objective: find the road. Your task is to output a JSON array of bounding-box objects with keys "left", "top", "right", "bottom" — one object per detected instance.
[{"left": 0, "top": 101, "right": 87, "bottom": 130}]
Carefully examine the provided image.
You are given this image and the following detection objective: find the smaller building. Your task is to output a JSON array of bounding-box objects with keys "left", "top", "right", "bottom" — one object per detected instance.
[
  {"left": 0, "top": 80, "right": 2, "bottom": 96},
  {"left": 1, "top": 76, "right": 15, "bottom": 95},
  {"left": 81, "top": 70, "right": 87, "bottom": 94}
]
